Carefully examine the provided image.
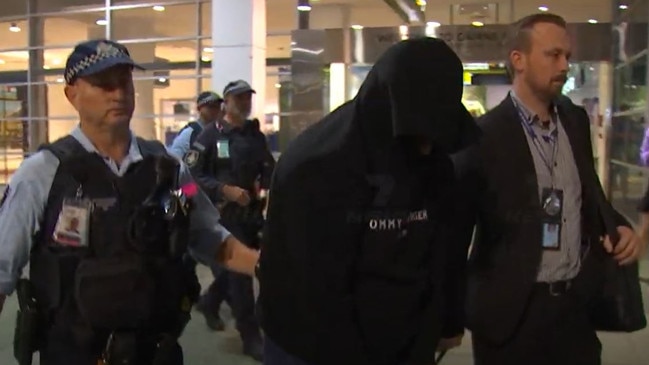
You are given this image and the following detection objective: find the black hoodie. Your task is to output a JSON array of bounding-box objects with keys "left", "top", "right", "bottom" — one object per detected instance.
[{"left": 258, "top": 37, "right": 480, "bottom": 365}]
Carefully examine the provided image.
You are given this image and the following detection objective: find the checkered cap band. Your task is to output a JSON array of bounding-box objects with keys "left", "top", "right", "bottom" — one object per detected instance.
[
  {"left": 65, "top": 41, "right": 134, "bottom": 84},
  {"left": 223, "top": 80, "right": 255, "bottom": 97},
  {"left": 197, "top": 92, "right": 223, "bottom": 107}
]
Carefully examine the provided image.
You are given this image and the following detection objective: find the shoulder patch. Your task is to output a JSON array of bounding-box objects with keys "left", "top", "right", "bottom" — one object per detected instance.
[{"left": 183, "top": 150, "right": 199, "bottom": 167}]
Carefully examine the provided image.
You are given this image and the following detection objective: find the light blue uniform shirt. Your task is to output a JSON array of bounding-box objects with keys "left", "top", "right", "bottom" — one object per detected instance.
[
  {"left": 0, "top": 126, "right": 231, "bottom": 295},
  {"left": 168, "top": 121, "right": 204, "bottom": 159}
]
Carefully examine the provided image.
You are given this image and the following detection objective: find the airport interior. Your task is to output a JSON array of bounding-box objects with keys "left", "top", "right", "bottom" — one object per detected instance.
[{"left": 0, "top": 0, "right": 648, "bottom": 364}]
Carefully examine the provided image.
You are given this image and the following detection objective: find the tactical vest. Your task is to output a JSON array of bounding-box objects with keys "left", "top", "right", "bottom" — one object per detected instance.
[
  {"left": 179, "top": 121, "right": 202, "bottom": 146},
  {"left": 29, "top": 135, "right": 200, "bottom": 362},
  {"left": 209, "top": 119, "right": 265, "bottom": 191}
]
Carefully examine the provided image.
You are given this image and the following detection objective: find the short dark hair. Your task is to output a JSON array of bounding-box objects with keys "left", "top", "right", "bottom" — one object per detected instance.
[{"left": 504, "top": 13, "right": 567, "bottom": 76}]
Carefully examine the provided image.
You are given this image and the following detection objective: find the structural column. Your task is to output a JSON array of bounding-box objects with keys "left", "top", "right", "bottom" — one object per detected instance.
[
  {"left": 26, "top": 0, "right": 47, "bottom": 152},
  {"left": 212, "top": 0, "right": 267, "bottom": 118},
  {"left": 595, "top": 62, "right": 612, "bottom": 186}
]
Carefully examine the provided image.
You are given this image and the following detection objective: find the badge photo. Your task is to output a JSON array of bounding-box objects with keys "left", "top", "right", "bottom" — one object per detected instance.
[
  {"left": 184, "top": 150, "right": 199, "bottom": 167},
  {"left": 52, "top": 200, "right": 91, "bottom": 248}
]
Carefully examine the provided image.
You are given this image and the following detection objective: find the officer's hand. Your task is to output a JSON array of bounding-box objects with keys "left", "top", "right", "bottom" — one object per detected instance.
[
  {"left": 235, "top": 190, "right": 251, "bottom": 207},
  {"left": 223, "top": 185, "right": 250, "bottom": 206}
]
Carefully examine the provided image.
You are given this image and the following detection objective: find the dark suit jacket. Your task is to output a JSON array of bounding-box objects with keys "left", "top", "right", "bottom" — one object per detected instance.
[{"left": 452, "top": 95, "right": 629, "bottom": 346}]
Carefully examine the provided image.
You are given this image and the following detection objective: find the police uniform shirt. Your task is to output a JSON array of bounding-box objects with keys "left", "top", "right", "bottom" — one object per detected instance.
[
  {"left": 188, "top": 119, "right": 275, "bottom": 203},
  {"left": 0, "top": 126, "right": 231, "bottom": 295},
  {"left": 168, "top": 121, "right": 204, "bottom": 160}
]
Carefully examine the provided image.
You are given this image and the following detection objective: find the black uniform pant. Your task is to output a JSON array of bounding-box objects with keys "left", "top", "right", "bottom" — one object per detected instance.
[
  {"left": 40, "top": 328, "right": 184, "bottom": 365},
  {"left": 221, "top": 222, "right": 262, "bottom": 341},
  {"left": 472, "top": 283, "right": 601, "bottom": 365},
  {"left": 201, "top": 262, "right": 230, "bottom": 310}
]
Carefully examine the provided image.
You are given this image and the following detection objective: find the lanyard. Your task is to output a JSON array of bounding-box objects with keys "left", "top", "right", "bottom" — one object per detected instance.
[{"left": 512, "top": 100, "right": 559, "bottom": 180}]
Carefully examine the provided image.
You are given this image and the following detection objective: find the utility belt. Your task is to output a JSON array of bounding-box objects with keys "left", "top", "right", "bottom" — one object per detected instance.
[
  {"left": 15, "top": 255, "right": 199, "bottom": 365},
  {"left": 218, "top": 197, "right": 266, "bottom": 230},
  {"left": 97, "top": 330, "right": 181, "bottom": 365}
]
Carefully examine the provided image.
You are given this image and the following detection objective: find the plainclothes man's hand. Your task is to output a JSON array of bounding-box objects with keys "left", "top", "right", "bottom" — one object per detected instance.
[{"left": 603, "top": 226, "right": 642, "bottom": 265}]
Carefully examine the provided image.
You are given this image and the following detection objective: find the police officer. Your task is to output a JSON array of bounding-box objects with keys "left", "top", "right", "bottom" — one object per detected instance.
[
  {"left": 0, "top": 40, "right": 259, "bottom": 365},
  {"left": 168, "top": 91, "right": 230, "bottom": 332},
  {"left": 186, "top": 79, "right": 275, "bottom": 361},
  {"left": 168, "top": 91, "right": 224, "bottom": 159}
]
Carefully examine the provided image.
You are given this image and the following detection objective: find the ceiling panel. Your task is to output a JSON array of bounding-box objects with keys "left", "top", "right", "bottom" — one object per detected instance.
[
  {"left": 0, "top": 0, "right": 632, "bottom": 72},
  {"left": 269, "top": 0, "right": 616, "bottom": 30}
]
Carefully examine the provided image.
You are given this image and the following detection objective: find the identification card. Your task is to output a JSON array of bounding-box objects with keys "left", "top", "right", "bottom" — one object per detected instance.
[
  {"left": 542, "top": 223, "right": 561, "bottom": 249},
  {"left": 540, "top": 188, "right": 563, "bottom": 251},
  {"left": 216, "top": 139, "right": 230, "bottom": 158},
  {"left": 52, "top": 198, "right": 92, "bottom": 247}
]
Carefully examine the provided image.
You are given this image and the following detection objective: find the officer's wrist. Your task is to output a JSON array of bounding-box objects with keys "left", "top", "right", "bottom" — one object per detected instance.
[
  {"left": 218, "top": 184, "right": 227, "bottom": 195},
  {"left": 218, "top": 235, "right": 259, "bottom": 277}
]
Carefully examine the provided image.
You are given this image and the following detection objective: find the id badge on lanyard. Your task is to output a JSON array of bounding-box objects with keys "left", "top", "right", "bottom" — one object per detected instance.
[
  {"left": 52, "top": 186, "right": 92, "bottom": 248},
  {"left": 541, "top": 187, "right": 563, "bottom": 250},
  {"left": 217, "top": 139, "right": 230, "bottom": 158},
  {"left": 512, "top": 97, "right": 563, "bottom": 251}
]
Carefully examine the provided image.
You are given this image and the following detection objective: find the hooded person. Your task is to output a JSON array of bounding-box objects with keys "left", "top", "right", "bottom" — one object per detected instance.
[{"left": 257, "top": 37, "right": 480, "bottom": 365}]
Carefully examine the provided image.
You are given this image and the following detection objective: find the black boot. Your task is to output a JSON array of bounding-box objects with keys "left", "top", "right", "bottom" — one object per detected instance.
[
  {"left": 195, "top": 298, "right": 225, "bottom": 331},
  {"left": 242, "top": 334, "right": 264, "bottom": 362}
]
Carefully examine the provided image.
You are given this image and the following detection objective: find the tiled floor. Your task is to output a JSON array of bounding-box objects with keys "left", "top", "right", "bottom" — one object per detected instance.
[{"left": 1, "top": 262, "right": 648, "bottom": 365}]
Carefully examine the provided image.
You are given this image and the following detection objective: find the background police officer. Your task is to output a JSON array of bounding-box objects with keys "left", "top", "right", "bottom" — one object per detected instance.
[
  {"left": 186, "top": 79, "right": 275, "bottom": 362},
  {"left": 0, "top": 40, "right": 258, "bottom": 365},
  {"left": 168, "top": 91, "right": 224, "bottom": 159},
  {"left": 168, "top": 91, "right": 231, "bottom": 332}
]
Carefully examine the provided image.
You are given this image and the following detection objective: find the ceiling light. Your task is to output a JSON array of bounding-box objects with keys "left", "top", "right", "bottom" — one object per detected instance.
[
  {"left": 619, "top": 4, "right": 628, "bottom": 9},
  {"left": 158, "top": 77, "right": 167, "bottom": 82},
  {"left": 153, "top": 5, "right": 165, "bottom": 11},
  {"left": 425, "top": 21, "right": 440, "bottom": 37},
  {"left": 43, "top": 65, "right": 51, "bottom": 70},
  {"left": 9, "top": 23, "right": 20, "bottom": 32},
  {"left": 201, "top": 56, "right": 211, "bottom": 62},
  {"left": 52, "top": 59, "right": 61, "bottom": 65},
  {"left": 56, "top": 78, "right": 64, "bottom": 83},
  {"left": 0, "top": 59, "right": 5, "bottom": 64},
  {"left": 588, "top": 19, "right": 598, "bottom": 24},
  {"left": 538, "top": 6, "right": 548, "bottom": 11},
  {"left": 275, "top": 83, "right": 282, "bottom": 88},
  {"left": 96, "top": 19, "right": 107, "bottom": 26},
  {"left": 471, "top": 21, "right": 484, "bottom": 27},
  {"left": 297, "top": 0, "right": 311, "bottom": 11},
  {"left": 351, "top": 24, "right": 363, "bottom": 30},
  {"left": 202, "top": 47, "right": 213, "bottom": 53}
]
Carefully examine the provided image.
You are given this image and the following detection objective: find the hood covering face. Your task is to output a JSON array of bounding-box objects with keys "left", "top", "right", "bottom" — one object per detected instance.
[{"left": 353, "top": 37, "right": 479, "bottom": 154}]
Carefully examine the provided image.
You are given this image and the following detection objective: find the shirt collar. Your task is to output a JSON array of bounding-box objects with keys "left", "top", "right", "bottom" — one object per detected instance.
[
  {"left": 70, "top": 125, "right": 143, "bottom": 163},
  {"left": 509, "top": 91, "right": 559, "bottom": 126}
]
